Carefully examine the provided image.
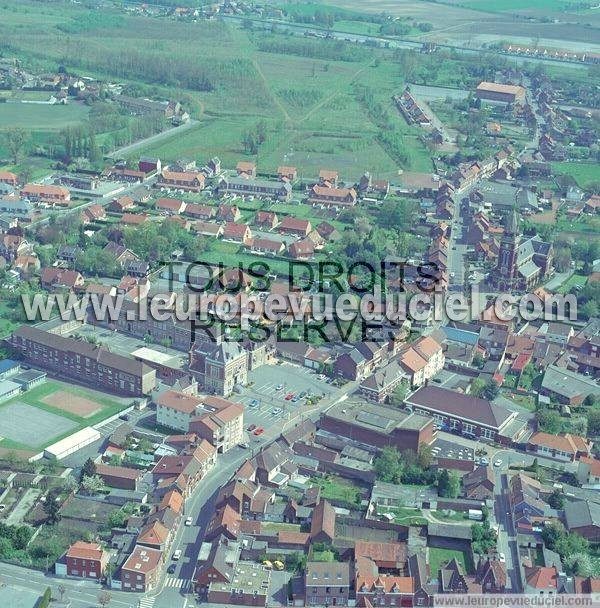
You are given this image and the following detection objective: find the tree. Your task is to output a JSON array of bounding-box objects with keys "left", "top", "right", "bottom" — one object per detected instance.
[
  {"left": 548, "top": 488, "right": 565, "bottom": 509},
  {"left": 373, "top": 446, "right": 404, "bottom": 484},
  {"left": 417, "top": 444, "right": 434, "bottom": 470},
  {"left": 437, "top": 469, "right": 460, "bottom": 498},
  {"left": 43, "top": 488, "right": 62, "bottom": 525},
  {"left": 391, "top": 381, "right": 409, "bottom": 407},
  {"left": 5, "top": 128, "right": 30, "bottom": 164},
  {"left": 98, "top": 591, "right": 112, "bottom": 608},
  {"left": 81, "top": 474, "right": 107, "bottom": 496},
  {"left": 82, "top": 457, "right": 97, "bottom": 480},
  {"left": 481, "top": 379, "right": 500, "bottom": 400},
  {"left": 472, "top": 353, "right": 485, "bottom": 369},
  {"left": 564, "top": 553, "right": 593, "bottom": 577},
  {"left": 471, "top": 521, "right": 497, "bottom": 555}
]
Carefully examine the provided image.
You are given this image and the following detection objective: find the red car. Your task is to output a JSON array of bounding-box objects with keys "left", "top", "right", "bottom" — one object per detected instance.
[
  {"left": 247, "top": 424, "right": 256, "bottom": 432},
  {"left": 285, "top": 392, "right": 294, "bottom": 401},
  {"left": 253, "top": 427, "right": 264, "bottom": 436}
]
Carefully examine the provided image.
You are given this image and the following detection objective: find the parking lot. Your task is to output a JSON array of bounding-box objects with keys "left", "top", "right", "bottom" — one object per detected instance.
[{"left": 231, "top": 363, "right": 338, "bottom": 437}]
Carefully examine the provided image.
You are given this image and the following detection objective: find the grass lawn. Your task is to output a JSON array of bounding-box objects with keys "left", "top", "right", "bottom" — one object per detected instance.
[
  {"left": 557, "top": 273, "right": 588, "bottom": 295},
  {"left": 551, "top": 162, "right": 600, "bottom": 189},
  {"left": 431, "top": 510, "right": 468, "bottom": 522},
  {"left": 378, "top": 506, "right": 428, "bottom": 525},
  {"left": 312, "top": 475, "right": 363, "bottom": 506},
  {"left": 505, "top": 392, "right": 537, "bottom": 411},
  {"left": 429, "top": 547, "right": 474, "bottom": 575}
]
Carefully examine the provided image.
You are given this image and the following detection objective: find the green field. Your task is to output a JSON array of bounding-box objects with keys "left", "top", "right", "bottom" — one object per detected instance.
[
  {"left": 459, "top": 0, "right": 575, "bottom": 12},
  {"left": 0, "top": 103, "right": 90, "bottom": 130},
  {"left": 551, "top": 162, "right": 600, "bottom": 189}
]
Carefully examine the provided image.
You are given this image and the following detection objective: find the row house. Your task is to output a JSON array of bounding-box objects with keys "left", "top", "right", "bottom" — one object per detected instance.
[
  {"left": 308, "top": 185, "right": 357, "bottom": 208},
  {"left": 158, "top": 170, "right": 205, "bottom": 192},
  {"left": 189, "top": 396, "right": 244, "bottom": 453},
  {"left": 398, "top": 335, "right": 445, "bottom": 387},
  {"left": 526, "top": 431, "right": 592, "bottom": 462},
  {"left": 81, "top": 204, "right": 106, "bottom": 224},
  {"left": 0, "top": 171, "right": 18, "bottom": 187},
  {"left": 104, "top": 167, "right": 146, "bottom": 183},
  {"left": 278, "top": 166, "right": 297, "bottom": 182},
  {"left": 110, "top": 196, "right": 135, "bottom": 213},
  {"left": 218, "top": 177, "right": 292, "bottom": 201},
  {"left": 9, "top": 326, "right": 156, "bottom": 397},
  {"left": 216, "top": 204, "right": 241, "bottom": 223},
  {"left": 359, "top": 359, "right": 407, "bottom": 403},
  {"left": 21, "top": 183, "right": 70, "bottom": 204},
  {"left": 222, "top": 222, "right": 252, "bottom": 245},
  {"left": 305, "top": 561, "right": 351, "bottom": 607}
]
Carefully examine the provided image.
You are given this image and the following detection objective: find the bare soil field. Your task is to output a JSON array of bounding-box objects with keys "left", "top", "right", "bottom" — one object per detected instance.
[{"left": 42, "top": 391, "right": 103, "bottom": 418}]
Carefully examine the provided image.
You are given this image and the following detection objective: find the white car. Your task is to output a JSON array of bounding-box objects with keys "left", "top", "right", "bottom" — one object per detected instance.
[
  {"left": 185, "top": 517, "right": 193, "bottom": 526},
  {"left": 498, "top": 552, "right": 506, "bottom": 563},
  {"left": 172, "top": 549, "right": 182, "bottom": 560},
  {"left": 494, "top": 459, "right": 503, "bottom": 468}
]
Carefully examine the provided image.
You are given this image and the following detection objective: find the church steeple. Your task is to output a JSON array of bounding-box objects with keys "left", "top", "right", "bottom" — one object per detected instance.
[{"left": 505, "top": 206, "right": 520, "bottom": 238}]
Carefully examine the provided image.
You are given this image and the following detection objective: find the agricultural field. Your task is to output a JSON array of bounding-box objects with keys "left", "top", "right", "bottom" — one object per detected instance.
[
  {"left": 0, "top": 380, "right": 131, "bottom": 451},
  {"left": 0, "top": 103, "right": 90, "bottom": 131},
  {"left": 0, "top": 0, "right": 433, "bottom": 182}
]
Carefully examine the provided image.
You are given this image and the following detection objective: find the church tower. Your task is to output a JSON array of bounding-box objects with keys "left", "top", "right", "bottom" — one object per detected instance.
[{"left": 495, "top": 207, "right": 520, "bottom": 290}]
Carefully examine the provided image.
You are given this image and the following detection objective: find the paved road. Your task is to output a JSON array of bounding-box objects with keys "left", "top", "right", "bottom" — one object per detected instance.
[
  {"left": 494, "top": 473, "right": 521, "bottom": 592},
  {"left": 106, "top": 120, "right": 199, "bottom": 159}
]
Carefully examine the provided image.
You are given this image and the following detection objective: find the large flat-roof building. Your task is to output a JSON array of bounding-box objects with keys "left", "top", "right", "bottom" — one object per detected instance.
[
  {"left": 404, "top": 386, "right": 524, "bottom": 444},
  {"left": 318, "top": 398, "right": 435, "bottom": 454}
]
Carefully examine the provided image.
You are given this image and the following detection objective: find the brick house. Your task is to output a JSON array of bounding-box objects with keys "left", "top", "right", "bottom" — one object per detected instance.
[
  {"left": 305, "top": 561, "right": 351, "bottom": 607},
  {"left": 216, "top": 204, "right": 241, "bottom": 223},
  {"left": 278, "top": 166, "right": 297, "bottom": 181},
  {"left": 65, "top": 541, "right": 109, "bottom": 579},
  {"left": 41, "top": 268, "right": 84, "bottom": 292},
  {"left": 254, "top": 211, "right": 279, "bottom": 230},
  {"left": 110, "top": 196, "right": 135, "bottom": 213},
  {"left": 279, "top": 217, "right": 311, "bottom": 236},
  {"left": 121, "top": 545, "right": 162, "bottom": 592},
  {"left": 222, "top": 222, "right": 252, "bottom": 244},
  {"left": 236, "top": 161, "right": 256, "bottom": 178},
  {"left": 310, "top": 499, "right": 336, "bottom": 544},
  {"left": 185, "top": 204, "right": 215, "bottom": 220},
  {"left": 95, "top": 464, "right": 143, "bottom": 490},
  {"left": 526, "top": 432, "right": 592, "bottom": 462},
  {"left": 0, "top": 171, "right": 18, "bottom": 187},
  {"left": 156, "top": 197, "right": 187, "bottom": 215}
]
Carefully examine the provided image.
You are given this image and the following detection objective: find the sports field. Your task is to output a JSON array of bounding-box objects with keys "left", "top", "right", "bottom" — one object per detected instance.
[{"left": 0, "top": 380, "right": 130, "bottom": 450}]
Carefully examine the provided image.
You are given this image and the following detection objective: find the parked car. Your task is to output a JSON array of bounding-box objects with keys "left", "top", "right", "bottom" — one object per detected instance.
[
  {"left": 285, "top": 392, "right": 294, "bottom": 400},
  {"left": 247, "top": 424, "right": 257, "bottom": 432},
  {"left": 253, "top": 427, "right": 264, "bottom": 436},
  {"left": 185, "top": 517, "right": 193, "bottom": 526},
  {"left": 275, "top": 384, "right": 283, "bottom": 391},
  {"left": 299, "top": 391, "right": 307, "bottom": 398},
  {"left": 172, "top": 549, "right": 182, "bottom": 561},
  {"left": 248, "top": 399, "right": 259, "bottom": 408},
  {"left": 167, "top": 563, "right": 177, "bottom": 574},
  {"left": 291, "top": 395, "right": 300, "bottom": 403}
]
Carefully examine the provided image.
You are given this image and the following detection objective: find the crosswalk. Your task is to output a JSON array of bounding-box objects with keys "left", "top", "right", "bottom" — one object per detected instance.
[
  {"left": 164, "top": 576, "right": 192, "bottom": 590},
  {"left": 138, "top": 596, "right": 155, "bottom": 608}
]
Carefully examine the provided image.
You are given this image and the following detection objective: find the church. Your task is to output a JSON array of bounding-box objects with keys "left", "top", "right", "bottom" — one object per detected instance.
[{"left": 490, "top": 207, "right": 553, "bottom": 292}]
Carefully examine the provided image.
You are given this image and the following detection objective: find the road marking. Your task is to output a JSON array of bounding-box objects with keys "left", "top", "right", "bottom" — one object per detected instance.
[
  {"left": 165, "top": 577, "right": 190, "bottom": 589},
  {"left": 138, "top": 596, "right": 156, "bottom": 608}
]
